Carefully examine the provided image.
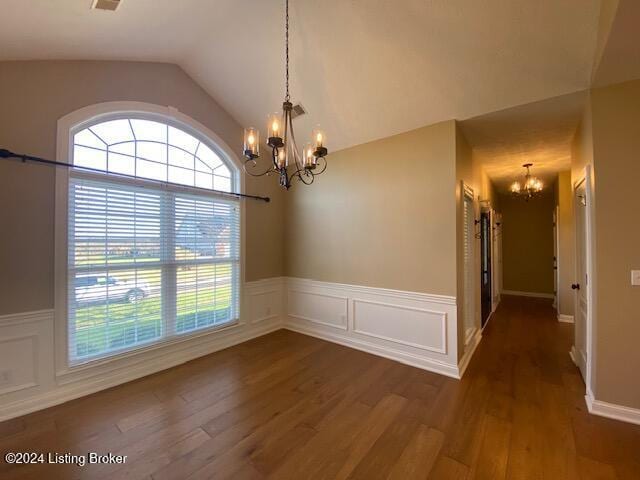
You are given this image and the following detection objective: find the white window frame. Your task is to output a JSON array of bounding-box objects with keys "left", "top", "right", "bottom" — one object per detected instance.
[{"left": 54, "top": 101, "right": 246, "bottom": 378}]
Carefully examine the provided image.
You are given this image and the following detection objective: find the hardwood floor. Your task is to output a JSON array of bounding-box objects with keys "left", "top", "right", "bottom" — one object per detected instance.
[{"left": 1, "top": 296, "right": 639, "bottom": 479}]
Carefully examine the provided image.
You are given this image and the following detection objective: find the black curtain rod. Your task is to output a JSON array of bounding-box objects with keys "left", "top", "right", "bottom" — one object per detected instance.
[{"left": 0, "top": 148, "right": 270, "bottom": 202}]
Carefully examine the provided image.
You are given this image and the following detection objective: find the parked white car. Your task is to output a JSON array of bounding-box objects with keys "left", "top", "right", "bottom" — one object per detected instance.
[{"left": 74, "top": 275, "right": 150, "bottom": 304}]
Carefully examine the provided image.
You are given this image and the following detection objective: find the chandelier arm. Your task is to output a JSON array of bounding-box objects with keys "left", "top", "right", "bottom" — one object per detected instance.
[
  {"left": 313, "top": 155, "right": 328, "bottom": 175},
  {"left": 294, "top": 168, "right": 314, "bottom": 185},
  {"left": 243, "top": 159, "right": 273, "bottom": 177}
]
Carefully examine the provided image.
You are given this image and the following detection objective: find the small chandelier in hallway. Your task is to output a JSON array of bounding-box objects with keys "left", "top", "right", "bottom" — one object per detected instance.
[
  {"left": 510, "top": 163, "right": 543, "bottom": 200},
  {"left": 241, "top": 0, "right": 328, "bottom": 190}
]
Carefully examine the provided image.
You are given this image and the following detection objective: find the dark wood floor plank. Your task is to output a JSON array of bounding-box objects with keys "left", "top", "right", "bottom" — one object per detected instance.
[{"left": 1, "top": 297, "right": 640, "bottom": 480}]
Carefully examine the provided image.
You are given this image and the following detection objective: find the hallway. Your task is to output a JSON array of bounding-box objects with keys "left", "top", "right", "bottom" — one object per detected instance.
[{"left": 1, "top": 297, "right": 639, "bottom": 479}]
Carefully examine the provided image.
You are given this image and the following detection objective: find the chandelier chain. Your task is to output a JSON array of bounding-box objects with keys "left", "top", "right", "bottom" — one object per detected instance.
[{"left": 285, "top": 0, "right": 290, "bottom": 101}]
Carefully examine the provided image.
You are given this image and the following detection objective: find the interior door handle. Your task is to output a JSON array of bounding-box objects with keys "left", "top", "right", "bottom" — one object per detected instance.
[{"left": 571, "top": 283, "right": 580, "bottom": 290}]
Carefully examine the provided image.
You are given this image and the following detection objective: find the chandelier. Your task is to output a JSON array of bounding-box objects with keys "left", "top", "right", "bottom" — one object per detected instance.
[
  {"left": 242, "top": 0, "right": 328, "bottom": 190},
  {"left": 510, "top": 163, "right": 543, "bottom": 200}
]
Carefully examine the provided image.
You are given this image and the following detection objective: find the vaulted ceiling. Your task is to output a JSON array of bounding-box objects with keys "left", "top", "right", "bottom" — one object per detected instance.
[{"left": 1, "top": 0, "right": 638, "bottom": 187}]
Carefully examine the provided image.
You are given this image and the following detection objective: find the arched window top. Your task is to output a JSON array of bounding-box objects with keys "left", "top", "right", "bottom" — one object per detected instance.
[{"left": 72, "top": 116, "right": 235, "bottom": 193}]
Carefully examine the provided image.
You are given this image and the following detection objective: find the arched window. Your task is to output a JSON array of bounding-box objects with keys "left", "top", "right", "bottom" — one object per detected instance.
[
  {"left": 64, "top": 112, "right": 240, "bottom": 365},
  {"left": 73, "top": 118, "right": 234, "bottom": 192}
]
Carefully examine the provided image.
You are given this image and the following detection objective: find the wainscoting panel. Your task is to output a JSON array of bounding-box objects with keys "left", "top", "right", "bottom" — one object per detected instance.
[
  {"left": 352, "top": 299, "right": 447, "bottom": 354},
  {"left": 288, "top": 290, "right": 348, "bottom": 330},
  {"left": 0, "top": 278, "right": 286, "bottom": 422},
  {"left": 284, "top": 278, "right": 462, "bottom": 378}
]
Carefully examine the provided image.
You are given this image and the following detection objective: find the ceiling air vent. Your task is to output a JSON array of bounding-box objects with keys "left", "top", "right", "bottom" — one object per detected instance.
[
  {"left": 291, "top": 103, "right": 307, "bottom": 120},
  {"left": 91, "top": 0, "right": 122, "bottom": 11}
]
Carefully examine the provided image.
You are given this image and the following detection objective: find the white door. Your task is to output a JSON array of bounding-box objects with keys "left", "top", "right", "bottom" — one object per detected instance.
[{"left": 574, "top": 180, "right": 588, "bottom": 379}]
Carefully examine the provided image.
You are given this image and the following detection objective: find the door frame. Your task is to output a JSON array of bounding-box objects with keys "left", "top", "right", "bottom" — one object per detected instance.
[
  {"left": 573, "top": 165, "right": 596, "bottom": 400},
  {"left": 479, "top": 207, "right": 492, "bottom": 328},
  {"left": 553, "top": 207, "right": 559, "bottom": 311}
]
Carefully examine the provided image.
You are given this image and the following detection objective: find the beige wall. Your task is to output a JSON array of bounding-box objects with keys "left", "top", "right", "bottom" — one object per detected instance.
[
  {"left": 285, "top": 120, "right": 458, "bottom": 296},
  {"left": 588, "top": 79, "right": 640, "bottom": 408},
  {"left": 0, "top": 61, "right": 285, "bottom": 315},
  {"left": 499, "top": 191, "right": 555, "bottom": 295},
  {"left": 555, "top": 171, "right": 575, "bottom": 317}
]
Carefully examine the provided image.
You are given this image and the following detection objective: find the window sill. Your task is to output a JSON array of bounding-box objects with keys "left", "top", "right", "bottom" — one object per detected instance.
[{"left": 55, "top": 319, "right": 241, "bottom": 385}]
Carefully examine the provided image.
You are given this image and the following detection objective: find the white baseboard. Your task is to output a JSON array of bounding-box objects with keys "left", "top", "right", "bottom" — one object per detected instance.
[
  {"left": 585, "top": 390, "right": 640, "bottom": 426},
  {"left": 501, "top": 290, "right": 555, "bottom": 299},
  {"left": 569, "top": 346, "right": 578, "bottom": 366},
  {"left": 284, "top": 277, "right": 468, "bottom": 379},
  {"left": 0, "top": 278, "right": 286, "bottom": 422},
  {"left": 558, "top": 314, "right": 574, "bottom": 323},
  {"left": 0, "top": 322, "right": 281, "bottom": 422},
  {"left": 284, "top": 324, "right": 460, "bottom": 379},
  {"left": 1, "top": 277, "right": 484, "bottom": 420},
  {"left": 458, "top": 329, "right": 482, "bottom": 377}
]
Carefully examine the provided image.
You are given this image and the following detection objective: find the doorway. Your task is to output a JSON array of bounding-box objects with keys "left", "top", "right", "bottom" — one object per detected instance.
[
  {"left": 573, "top": 176, "right": 589, "bottom": 381},
  {"left": 480, "top": 210, "right": 492, "bottom": 327}
]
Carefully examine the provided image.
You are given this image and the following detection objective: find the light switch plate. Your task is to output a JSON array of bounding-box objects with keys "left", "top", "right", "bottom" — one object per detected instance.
[{"left": 631, "top": 270, "right": 640, "bottom": 286}]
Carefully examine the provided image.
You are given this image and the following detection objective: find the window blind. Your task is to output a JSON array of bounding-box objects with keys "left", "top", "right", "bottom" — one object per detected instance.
[
  {"left": 68, "top": 175, "right": 240, "bottom": 364},
  {"left": 463, "top": 192, "right": 475, "bottom": 340}
]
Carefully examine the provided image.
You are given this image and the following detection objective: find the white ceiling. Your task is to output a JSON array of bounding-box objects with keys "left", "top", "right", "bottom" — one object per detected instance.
[
  {"left": 3, "top": 0, "right": 640, "bottom": 190},
  {"left": 0, "top": 0, "right": 603, "bottom": 155},
  {"left": 459, "top": 91, "right": 586, "bottom": 192}
]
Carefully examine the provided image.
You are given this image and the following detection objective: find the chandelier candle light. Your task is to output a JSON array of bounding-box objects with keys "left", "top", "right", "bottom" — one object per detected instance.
[
  {"left": 242, "top": 0, "right": 328, "bottom": 189},
  {"left": 510, "top": 163, "right": 543, "bottom": 200}
]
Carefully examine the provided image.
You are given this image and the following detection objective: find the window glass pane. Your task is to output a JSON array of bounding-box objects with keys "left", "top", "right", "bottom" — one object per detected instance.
[
  {"left": 110, "top": 141, "right": 135, "bottom": 157},
  {"left": 74, "top": 145, "right": 107, "bottom": 170},
  {"left": 68, "top": 116, "right": 239, "bottom": 366},
  {"left": 90, "top": 119, "right": 133, "bottom": 145},
  {"left": 176, "top": 264, "right": 231, "bottom": 333},
  {"left": 169, "top": 126, "right": 199, "bottom": 153},
  {"left": 136, "top": 141, "right": 167, "bottom": 164},
  {"left": 75, "top": 129, "right": 106, "bottom": 150},
  {"left": 213, "top": 175, "right": 231, "bottom": 193},
  {"left": 195, "top": 171, "right": 213, "bottom": 190},
  {"left": 168, "top": 165, "right": 194, "bottom": 187},
  {"left": 196, "top": 144, "right": 223, "bottom": 171},
  {"left": 168, "top": 146, "right": 194, "bottom": 169},
  {"left": 108, "top": 152, "right": 135, "bottom": 176},
  {"left": 130, "top": 119, "right": 167, "bottom": 143},
  {"left": 137, "top": 159, "right": 167, "bottom": 181},
  {"left": 70, "top": 268, "right": 162, "bottom": 360}
]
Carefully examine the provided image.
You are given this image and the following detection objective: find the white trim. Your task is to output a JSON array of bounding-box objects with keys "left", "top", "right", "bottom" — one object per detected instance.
[
  {"left": 558, "top": 314, "right": 574, "bottom": 323},
  {"left": 585, "top": 391, "right": 640, "bottom": 426},
  {"left": 0, "top": 310, "right": 53, "bottom": 327},
  {"left": 569, "top": 345, "right": 579, "bottom": 366},
  {"left": 1, "top": 277, "right": 485, "bottom": 420},
  {"left": 458, "top": 328, "right": 482, "bottom": 378},
  {"left": 54, "top": 101, "right": 246, "bottom": 376},
  {"left": 501, "top": 290, "right": 555, "bottom": 299},
  {"left": 351, "top": 298, "right": 448, "bottom": 354},
  {"left": 0, "top": 321, "right": 281, "bottom": 422},
  {"left": 573, "top": 166, "right": 596, "bottom": 403},
  {"left": 288, "top": 290, "right": 349, "bottom": 330},
  {"left": 286, "top": 277, "right": 456, "bottom": 306},
  {"left": 284, "top": 323, "right": 461, "bottom": 379},
  {"left": 285, "top": 278, "right": 466, "bottom": 378},
  {"left": 0, "top": 277, "right": 285, "bottom": 422}
]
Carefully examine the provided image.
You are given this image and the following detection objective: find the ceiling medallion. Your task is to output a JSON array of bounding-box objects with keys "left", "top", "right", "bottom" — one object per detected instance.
[
  {"left": 242, "top": 0, "right": 328, "bottom": 190},
  {"left": 510, "top": 163, "right": 543, "bottom": 200}
]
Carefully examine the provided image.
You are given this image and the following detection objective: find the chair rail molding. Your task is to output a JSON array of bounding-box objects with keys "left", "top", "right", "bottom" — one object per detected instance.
[
  {"left": 0, "top": 277, "right": 285, "bottom": 422},
  {"left": 284, "top": 277, "right": 465, "bottom": 379},
  {"left": 2, "top": 276, "right": 489, "bottom": 421}
]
